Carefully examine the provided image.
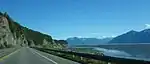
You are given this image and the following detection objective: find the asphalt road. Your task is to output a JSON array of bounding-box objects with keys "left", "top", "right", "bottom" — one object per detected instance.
[{"left": 0, "top": 47, "right": 80, "bottom": 64}]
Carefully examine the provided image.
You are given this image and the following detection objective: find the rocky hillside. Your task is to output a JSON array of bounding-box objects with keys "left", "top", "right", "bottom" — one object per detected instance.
[
  {"left": 0, "top": 12, "right": 16, "bottom": 48},
  {"left": 0, "top": 12, "right": 67, "bottom": 49}
]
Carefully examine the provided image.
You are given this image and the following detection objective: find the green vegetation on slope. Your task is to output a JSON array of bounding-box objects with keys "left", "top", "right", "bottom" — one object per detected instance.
[
  {"left": 1, "top": 12, "right": 67, "bottom": 48},
  {"left": 22, "top": 27, "right": 53, "bottom": 45},
  {"left": 70, "top": 48, "right": 103, "bottom": 55}
]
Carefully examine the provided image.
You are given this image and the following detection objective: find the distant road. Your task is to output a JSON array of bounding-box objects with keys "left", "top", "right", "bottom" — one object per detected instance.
[{"left": 0, "top": 47, "right": 80, "bottom": 64}]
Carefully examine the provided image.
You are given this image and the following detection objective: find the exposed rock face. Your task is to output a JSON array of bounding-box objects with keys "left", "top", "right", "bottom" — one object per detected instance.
[
  {"left": 0, "top": 15, "right": 15, "bottom": 48},
  {"left": 0, "top": 12, "right": 28, "bottom": 48},
  {"left": 0, "top": 12, "right": 68, "bottom": 49},
  {"left": 43, "top": 39, "right": 49, "bottom": 45}
]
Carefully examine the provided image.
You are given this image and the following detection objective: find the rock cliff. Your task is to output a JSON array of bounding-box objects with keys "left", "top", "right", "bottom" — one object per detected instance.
[{"left": 0, "top": 12, "right": 67, "bottom": 49}]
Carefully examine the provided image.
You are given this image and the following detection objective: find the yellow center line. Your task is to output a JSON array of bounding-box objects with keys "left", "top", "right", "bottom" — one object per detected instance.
[{"left": 0, "top": 49, "right": 20, "bottom": 61}]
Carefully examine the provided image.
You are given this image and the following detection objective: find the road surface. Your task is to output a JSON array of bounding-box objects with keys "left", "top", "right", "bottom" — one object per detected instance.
[{"left": 0, "top": 47, "right": 80, "bottom": 64}]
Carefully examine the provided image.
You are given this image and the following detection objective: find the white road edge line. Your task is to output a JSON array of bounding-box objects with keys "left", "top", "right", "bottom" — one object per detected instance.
[
  {"left": 31, "top": 48, "right": 58, "bottom": 64},
  {"left": 0, "top": 48, "right": 20, "bottom": 61}
]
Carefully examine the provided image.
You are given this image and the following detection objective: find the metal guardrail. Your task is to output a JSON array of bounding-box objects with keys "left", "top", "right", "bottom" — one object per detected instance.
[{"left": 33, "top": 47, "right": 150, "bottom": 64}]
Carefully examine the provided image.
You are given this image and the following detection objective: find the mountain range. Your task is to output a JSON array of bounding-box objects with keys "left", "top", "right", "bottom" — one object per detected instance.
[
  {"left": 2, "top": 11, "right": 150, "bottom": 48},
  {"left": 109, "top": 29, "right": 150, "bottom": 43},
  {"left": 67, "top": 29, "right": 150, "bottom": 45},
  {"left": 66, "top": 37, "right": 112, "bottom": 45}
]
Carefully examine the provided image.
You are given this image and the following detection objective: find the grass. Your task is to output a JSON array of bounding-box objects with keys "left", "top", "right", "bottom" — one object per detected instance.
[{"left": 70, "top": 48, "right": 103, "bottom": 55}]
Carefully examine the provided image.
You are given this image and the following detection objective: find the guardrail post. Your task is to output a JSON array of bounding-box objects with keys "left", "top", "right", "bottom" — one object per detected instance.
[
  {"left": 80, "top": 56, "right": 83, "bottom": 60},
  {"left": 73, "top": 54, "right": 75, "bottom": 58}
]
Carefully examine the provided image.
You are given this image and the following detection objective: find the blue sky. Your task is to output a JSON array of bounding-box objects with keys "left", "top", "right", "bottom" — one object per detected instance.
[{"left": 1, "top": 0, "right": 150, "bottom": 39}]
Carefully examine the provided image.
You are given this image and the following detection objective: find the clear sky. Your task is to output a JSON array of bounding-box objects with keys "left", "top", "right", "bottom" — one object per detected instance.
[{"left": 1, "top": 0, "right": 150, "bottom": 39}]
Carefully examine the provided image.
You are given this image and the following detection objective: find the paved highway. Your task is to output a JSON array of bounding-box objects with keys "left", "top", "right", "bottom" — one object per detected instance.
[{"left": 0, "top": 47, "right": 80, "bottom": 64}]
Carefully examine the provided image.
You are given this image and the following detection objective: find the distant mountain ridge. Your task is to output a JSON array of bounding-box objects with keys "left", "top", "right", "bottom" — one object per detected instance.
[
  {"left": 67, "top": 37, "right": 112, "bottom": 45},
  {"left": 109, "top": 29, "right": 150, "bottom": 43}
]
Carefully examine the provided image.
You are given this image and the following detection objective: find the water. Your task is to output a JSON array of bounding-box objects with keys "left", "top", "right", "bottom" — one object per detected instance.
[
  {"left": 73, "top": 44, "right": 150, "bottom": 61},
  {"left": 94, "top": 47, "right": 150, "bottom": 61},
  {"left": 94, "top": 48, "right": 132, "bottom": 57}
]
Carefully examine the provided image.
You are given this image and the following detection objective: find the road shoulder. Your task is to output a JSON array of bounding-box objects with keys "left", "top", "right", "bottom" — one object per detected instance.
[{"left": 30, "top": 48, "right": 80, "bottom": 64}]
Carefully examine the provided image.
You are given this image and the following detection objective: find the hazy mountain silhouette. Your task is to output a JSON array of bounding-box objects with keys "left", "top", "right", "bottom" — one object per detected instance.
[
  {"left": 67, "top": 37, "right": 112, "bottom": 45},
  {"left": 109, "top": 29, "right": 150, "bottom": 43}
]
